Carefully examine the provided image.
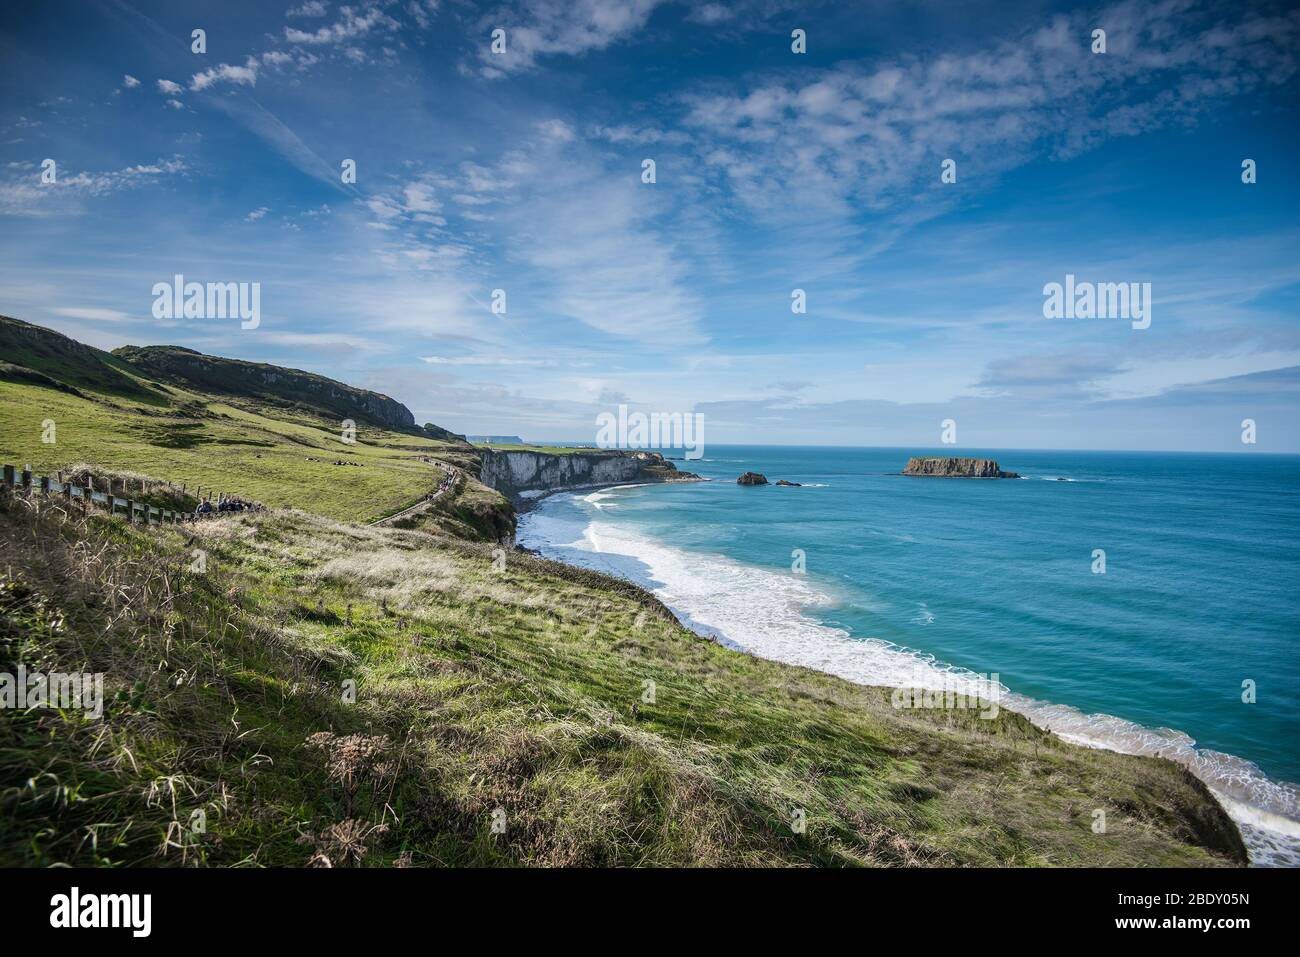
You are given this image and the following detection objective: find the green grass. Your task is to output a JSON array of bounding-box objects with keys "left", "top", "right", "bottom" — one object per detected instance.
[
  {"left": 0, "top": 379, "right": 499, "bottom": 528},
  {"left": 0, "top": 492, "right": 1246, "bottom": 867}
]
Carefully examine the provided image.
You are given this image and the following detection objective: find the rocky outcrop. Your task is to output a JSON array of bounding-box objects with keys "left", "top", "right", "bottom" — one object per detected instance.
[
  {"left": 775, "top": 479, "right": 802, "bottom": 487},
  {"left": 479, "top": 448, "right": 701, "bottom": 503},
  {"left": 737, "top": 472, "right": 769, "bottom": 485},
  {"left": 903, "top": 456, "right": 1020, "bottom": 479},
  {"left": 422, "top": 422, "right": 465, "bottom": 441}
]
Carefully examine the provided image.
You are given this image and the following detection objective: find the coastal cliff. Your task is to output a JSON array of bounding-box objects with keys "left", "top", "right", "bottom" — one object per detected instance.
[
  {"left": 478, "top": 448, "right": 700, "bottom": 503},
  {"left": 904, "top": 456, "right": 1020, "bottom": 479}
]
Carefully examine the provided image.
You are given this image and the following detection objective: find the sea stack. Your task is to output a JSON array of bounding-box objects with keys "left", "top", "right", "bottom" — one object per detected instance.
[
  {"left": 737, "top": 471, "right": 769, "bottom": 485},
  {"left": 903, "top": 456, "right": 1020, "bottom": 479}
]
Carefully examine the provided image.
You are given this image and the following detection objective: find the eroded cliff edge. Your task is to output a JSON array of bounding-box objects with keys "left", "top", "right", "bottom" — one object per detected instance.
[{"left": 478, "top": 448, "right": 702, "bottom": 504}]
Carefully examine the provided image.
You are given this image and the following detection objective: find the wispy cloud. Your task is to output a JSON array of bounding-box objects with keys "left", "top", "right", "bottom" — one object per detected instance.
[
  {"left": 473, "top": 0, "right": 667, "bottom": 77},
  {"left": 287, "top": 1, "right": 330, "bottom": 17},
  {"left": 284, "top": 5, "right": 399, "bottom": 45},
  {"left": 0, "top": 158, "right": 186, "bottom": 216},
  {"left": 422, "top": 355, "right": 552, "bottom": 366},
  {"left": 52, "top": 306, "right": 133, "bottom": 322}
]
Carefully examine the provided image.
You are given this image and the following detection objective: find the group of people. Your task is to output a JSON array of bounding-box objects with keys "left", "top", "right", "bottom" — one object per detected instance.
[
  {"left": 430, "top": 467, "right": 459, "bottom": 500},
  {"left": 195, "top": 494, "right": 264, "bottom": 516}
]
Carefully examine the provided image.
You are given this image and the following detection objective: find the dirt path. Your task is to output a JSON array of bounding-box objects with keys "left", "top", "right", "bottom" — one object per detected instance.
[{"left": 368, "top": 462, "right": 462, "bottom": 527}]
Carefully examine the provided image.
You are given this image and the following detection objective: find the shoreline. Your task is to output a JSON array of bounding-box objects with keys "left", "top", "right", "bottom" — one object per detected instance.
[
  {"left": 510, "top": 474, "right": 706, "bottom": 516},
  {"left": 518, "top": 483, "right": 1300, "bottom": 867}
]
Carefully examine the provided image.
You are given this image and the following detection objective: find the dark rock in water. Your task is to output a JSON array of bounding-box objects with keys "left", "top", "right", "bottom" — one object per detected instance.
[
  {"left": 774, "top": 479, "right": 802, "bottom": 486},
  {"left": 737, "top": 471, "right": 769, "bottom": 486},
  {"left": 902, "top": 456, "right": 1019, "bottom": 479}
]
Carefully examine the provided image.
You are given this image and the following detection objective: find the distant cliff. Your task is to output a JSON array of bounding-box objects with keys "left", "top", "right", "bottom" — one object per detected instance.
[
  {"left": 479, "top": 448, "right": 701, "bottom": 502},
  {"left": 467, "top": 435, "right": 525, "bottom": 445},
  {"left": 903, "top": 456, "right": 1020, "bottom": 479}
]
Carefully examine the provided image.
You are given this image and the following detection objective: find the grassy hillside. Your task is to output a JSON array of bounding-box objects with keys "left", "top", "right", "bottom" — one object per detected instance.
[
  {"left": 0, "top": 316, "right": 159, "bottom": 400},
  {"left": 0, "top": 492, "right": 1245, "bottom": 867},
  {"left": 0, "top": 317, "right": 505, "bottom": 533}
]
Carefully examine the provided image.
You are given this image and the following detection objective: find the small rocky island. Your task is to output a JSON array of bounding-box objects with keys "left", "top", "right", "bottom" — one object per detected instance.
[
  {"left": 775, "top": 479, "right": 802, "bottom": 487},
  {"left": 903, "top": 456, "right": 1020, "bottom": 479},
  {"left": 737, "top": 471, "right": 769, "bottom": 485}
]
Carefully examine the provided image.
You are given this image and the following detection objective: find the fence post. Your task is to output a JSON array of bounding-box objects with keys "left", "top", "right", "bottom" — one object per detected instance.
[
  {"left": 126, "top": 500, "right": 136, "bottom": 523},
  {"left": 20, "top": 469, "right": 32, "bottom": 488},
  {"left": 39, "top": 475, "right": 51, "bottom": 494},
  {"left": 2, "top": 465, "right": 13, "bottom": 487}
]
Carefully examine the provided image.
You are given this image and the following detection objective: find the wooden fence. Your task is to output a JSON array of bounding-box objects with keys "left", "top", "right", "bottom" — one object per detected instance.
[{"left": 2, "top": 464, "right": 196, "bottom": 525}]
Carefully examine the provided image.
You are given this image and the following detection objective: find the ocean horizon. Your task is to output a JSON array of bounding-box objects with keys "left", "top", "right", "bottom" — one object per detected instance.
[{"left": 519, "top": 445, "right": 1300, "bottom": 867}]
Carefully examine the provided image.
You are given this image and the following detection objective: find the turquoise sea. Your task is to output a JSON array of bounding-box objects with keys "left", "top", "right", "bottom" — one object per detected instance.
[{"left": 518, "top": 446, "right": 1300, "bottom": 866}]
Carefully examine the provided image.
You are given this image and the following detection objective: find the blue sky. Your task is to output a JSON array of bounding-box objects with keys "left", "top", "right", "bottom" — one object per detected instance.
[{"left": 2, "top": 0, "right": 1299, "bottom": 450}]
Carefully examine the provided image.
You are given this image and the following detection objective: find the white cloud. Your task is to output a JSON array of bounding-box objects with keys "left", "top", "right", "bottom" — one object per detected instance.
[
  {"left": 685, "top": 3, "right": 731, "bottom": 25},
  {"left": 475, "top": 0, "right": 666, "bottom": 77},
  {"left": 422, "top": 355, "right": 551, "bottom": 366},
  {"left": 679, "top": 0, "right": 1300, "bottom": 220},
  {"left": 0, "top": 157, "right": 187, "bottom": 215},
  {"left": 287, "top": 1, "right": 329, "bottom": 16},
  {"left": 53, "top": 306, "right": 132, "bottom": 322},
  {"left": 246, "top": 206, "right": 270, "bottom": 221},
  {"left": 536, "top": 119, "right": 574, "bottom": 142},
  {"left": 257, "top": 331, "right": 375, "bottom": 350},
  {"left": 401, "top": 181, "right": 440, "bottom": 213},
  {"left": 406, "top": 1, "right": 439, "bottom": 30},
  {"left": 284, "top": 6, "right": 398, "bottom": 45},
  {"left": 190, "top": 58, "right": 260, "bottom": 92},
  {"left": 122, "top": 74, "right": 140, "bottom": 89},
  {"left": 156, "top": 78, "right": 183, "bottom": 94}
]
